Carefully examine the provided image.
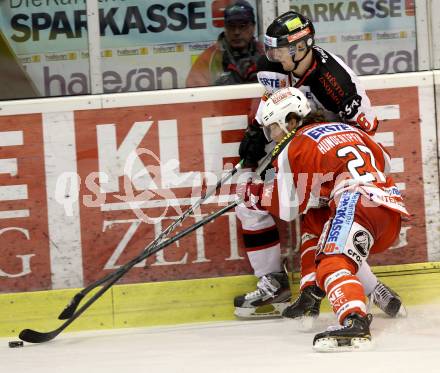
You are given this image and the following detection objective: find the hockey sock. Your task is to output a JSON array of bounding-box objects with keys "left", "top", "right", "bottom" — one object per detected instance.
[
  {"left": 300, "top": 235, "right": 318, "bottom": 290},
  {"left": 317, "top": 256, "right": 366, "bottom": 324}
]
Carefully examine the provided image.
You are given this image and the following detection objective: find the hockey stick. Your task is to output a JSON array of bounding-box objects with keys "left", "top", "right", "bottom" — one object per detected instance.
[
  {"left": 19, "top": 131, "right": 294, "bottom": 344},
  {"left": 56, "top": 159, "right": 249, "bottom": 321},
  {"left": 19, "top": 201, "right": 239, "bottom": 344}
]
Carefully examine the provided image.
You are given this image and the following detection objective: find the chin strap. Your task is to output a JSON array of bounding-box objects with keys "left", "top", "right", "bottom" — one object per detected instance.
[{"left": 291, "top": 48, "right": 312, "bottom": 70}]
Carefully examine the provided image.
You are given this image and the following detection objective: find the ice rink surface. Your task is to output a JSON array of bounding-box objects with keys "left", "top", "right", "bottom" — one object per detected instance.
[{"left": 1, "top": 304, "right": 439, "bottom": 373}]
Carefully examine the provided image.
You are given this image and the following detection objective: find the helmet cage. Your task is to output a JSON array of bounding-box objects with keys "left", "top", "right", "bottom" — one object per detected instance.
[
  {"left": 264, "top": 26, "right": 314, "bottom": 62},
  {"left": 264, "top": 11, "right": 315, "bottom": 63}
]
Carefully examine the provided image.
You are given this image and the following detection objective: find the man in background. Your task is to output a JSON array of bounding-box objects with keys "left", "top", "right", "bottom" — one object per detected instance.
[{"left": 186, "top": 0, "right": 264, "bottom": 87}]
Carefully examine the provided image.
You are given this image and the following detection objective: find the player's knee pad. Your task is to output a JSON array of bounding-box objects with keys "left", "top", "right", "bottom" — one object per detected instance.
[
  {"left": 321, "top": 221, "right": 374, "bottom": 269},
  {"left": 317, "top": 192, "right": 374, "bottom": 270}
]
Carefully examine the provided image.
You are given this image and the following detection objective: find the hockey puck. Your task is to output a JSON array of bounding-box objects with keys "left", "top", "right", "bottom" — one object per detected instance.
[{"left": 8, "top": 340, "right": 24, "bottom": 348}]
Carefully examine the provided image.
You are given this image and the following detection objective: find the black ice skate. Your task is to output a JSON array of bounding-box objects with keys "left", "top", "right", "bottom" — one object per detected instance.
[
  {"left": 282, "top": 285, "right": 326, "bottom": 319},
  {"left": 234, "top": 272, "right": 291, "bottom": 319},
  {"left": 313, "top": 313, "right": 373, "bottom": 352},
  {"left": 370, "top": 281, "right": 407, "bottom": 318}
]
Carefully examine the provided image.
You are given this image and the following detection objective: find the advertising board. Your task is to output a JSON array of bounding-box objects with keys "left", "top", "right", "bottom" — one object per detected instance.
[{"left": 0, "top": 0, "right": 258, "bottom": 96}]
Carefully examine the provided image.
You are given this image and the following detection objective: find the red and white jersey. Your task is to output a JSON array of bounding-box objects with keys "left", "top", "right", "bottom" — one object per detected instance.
[{"left": 263, "top": 122, "right": 409, "bottom": 221}]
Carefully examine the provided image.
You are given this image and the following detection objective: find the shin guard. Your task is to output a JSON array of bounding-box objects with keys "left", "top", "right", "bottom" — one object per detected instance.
[{"left": 317, "top": 257, "right": 366, "bottom": 324}]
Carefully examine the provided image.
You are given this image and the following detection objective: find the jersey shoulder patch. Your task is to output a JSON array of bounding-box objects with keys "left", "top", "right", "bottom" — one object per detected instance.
[
  {"left": 257, "top": 71, "right": 289, "bottom": 93},
  {"left": 302, "top": 123, "right": 355, "bottom": 142}
]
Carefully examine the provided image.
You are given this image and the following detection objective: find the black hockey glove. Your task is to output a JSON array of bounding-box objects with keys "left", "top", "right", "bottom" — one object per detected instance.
[{"left": 239, "top": 121, "right": 267, "bottom": 168}]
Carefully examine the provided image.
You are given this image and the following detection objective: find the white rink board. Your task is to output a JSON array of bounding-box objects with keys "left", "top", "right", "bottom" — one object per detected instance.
[
  {"left": 0, "top": 71, "right": 436, "bottom": 114},
  {"left": 1, "top": 305, "right": 439, "bottom": 373}
]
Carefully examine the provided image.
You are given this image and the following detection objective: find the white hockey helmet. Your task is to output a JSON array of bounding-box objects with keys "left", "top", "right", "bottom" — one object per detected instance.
[{"left": 261, "top": 87, "right": 311, "bottom": 133}]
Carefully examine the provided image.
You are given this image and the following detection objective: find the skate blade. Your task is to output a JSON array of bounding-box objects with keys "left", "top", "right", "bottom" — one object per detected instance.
[
  {"left": 395, "top": 305, "right": 408, "bottom": 318},
  {"left": 283, "top": 316, "right": 317, "bottom": 332},
  {"left": 234, "top": 303, "right": 289, "bottom": 319},
  {"left": 313, "top": 337, "right": 373, "bottom": 353}
]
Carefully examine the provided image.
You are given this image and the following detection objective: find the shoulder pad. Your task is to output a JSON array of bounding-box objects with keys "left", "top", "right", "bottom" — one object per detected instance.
[{"left": 312, "top": 46, "right": 331, "bottom": 63}]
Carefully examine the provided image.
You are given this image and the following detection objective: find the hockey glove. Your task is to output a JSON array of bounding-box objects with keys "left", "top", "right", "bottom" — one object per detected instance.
[
  {"left": 237, "top": 180, "right": 264, "bottom": 210},
  {"left": 239, "top": 120, "right": 267, "bottom": 168}
]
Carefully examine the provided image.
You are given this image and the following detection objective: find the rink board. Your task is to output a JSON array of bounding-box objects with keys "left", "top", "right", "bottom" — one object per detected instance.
[
  {"left": 0, "top": 262, "right": 439, "bottom": 338},
  {"left": 0, "top": 71, "right": 439, "bottom": 294}
]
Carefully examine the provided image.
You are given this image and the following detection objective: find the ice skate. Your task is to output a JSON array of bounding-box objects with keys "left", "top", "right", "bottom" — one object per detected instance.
[
  {"left": 370, "top": 281, "right": 407, "bottom": 318},
  {"left": 234, "top": 272, "right": 291, "bottom": 319},
  {"left": 282, "top": 285, "right": 326, "bottom": 319},
  {"left": 313, "top": 313, "right": 374, "bottom": 352},
  {"left": 282, "top": 285, "right": 325, "bottom": 330}
]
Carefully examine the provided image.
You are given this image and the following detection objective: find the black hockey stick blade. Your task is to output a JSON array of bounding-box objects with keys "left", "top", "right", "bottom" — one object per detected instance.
[
  {"left": 19, "top": 275, "right": 120, "bottom": 343},
  {"left": 19, "top": 327, "right": 63, "bottom": 344}
]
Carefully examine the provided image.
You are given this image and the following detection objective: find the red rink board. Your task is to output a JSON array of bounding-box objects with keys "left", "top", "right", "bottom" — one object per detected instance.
[
  {"left": 0, "top": 114, "right": 51, "bottom": 291},
  {"left": 0, "top": 85, "right": 434, "bottom": 291}
]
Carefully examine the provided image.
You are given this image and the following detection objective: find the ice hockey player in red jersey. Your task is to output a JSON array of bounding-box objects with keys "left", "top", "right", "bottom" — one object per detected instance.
[
  {"left": 234, "top": 10, "right": 404, "bottom": 321},
  {"left": 239, "top": 87, "right": 409, "bottom": 351}
]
